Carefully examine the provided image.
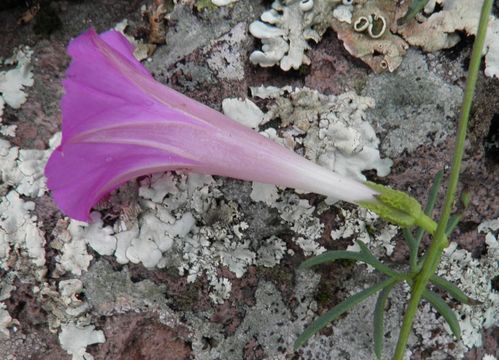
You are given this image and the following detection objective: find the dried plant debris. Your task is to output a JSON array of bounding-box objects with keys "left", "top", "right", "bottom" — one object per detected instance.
[
  {"left": 145, "top": 0, "right": 168, "bottom": 45},
  {"left": 114, "top": 20, "right": 157, "bottom": 61},
  {"left": 249, "top": 0, "right": 340, "bottom": 70}
]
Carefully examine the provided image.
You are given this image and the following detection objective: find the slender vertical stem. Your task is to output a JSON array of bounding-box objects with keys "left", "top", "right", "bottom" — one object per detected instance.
[{"left": 392, "top": 1, "right": 493, "bottom": 359}]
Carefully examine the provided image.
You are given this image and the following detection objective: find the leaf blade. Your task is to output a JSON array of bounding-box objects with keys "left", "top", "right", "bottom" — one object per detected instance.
[
  {"left": 299, "top": 251, "right": 368, "bottom": 269},
  {"left": 415, "top": 170, "right": 444, "bottom": 244},
  {"left": 294, "top": 277, "right": 399, "bottom": 349},
  {"left": 423, "top": 290, "right": 461, "bottom": 339},
  {"left": 430, "top": 275, "right": 477, "bottom": 304},
  {"left": 373, "top": 283, "right": 396, "bottom": 359}
]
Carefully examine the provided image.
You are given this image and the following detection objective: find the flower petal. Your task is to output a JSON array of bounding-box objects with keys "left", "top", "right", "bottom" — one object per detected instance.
[
  {"left": 45, "top": 142, "right": 195, "bottom": 221},
  {"left": 46, "top": 28, "right": 378, "bottom": 221}
]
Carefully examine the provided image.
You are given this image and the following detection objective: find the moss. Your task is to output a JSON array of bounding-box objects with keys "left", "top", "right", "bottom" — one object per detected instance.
[{"left": 195, "top": 0, "right": 218, "bottom": 12}]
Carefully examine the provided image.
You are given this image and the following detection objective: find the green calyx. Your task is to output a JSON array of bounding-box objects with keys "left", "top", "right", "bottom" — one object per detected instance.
[{"left": 359, "top": 182, "right": 437, "bottom": 234}]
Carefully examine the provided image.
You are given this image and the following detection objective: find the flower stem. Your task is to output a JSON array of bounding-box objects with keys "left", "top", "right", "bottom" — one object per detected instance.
[{"left": 392, "top": 1, "right": 493, "bottom": 359}]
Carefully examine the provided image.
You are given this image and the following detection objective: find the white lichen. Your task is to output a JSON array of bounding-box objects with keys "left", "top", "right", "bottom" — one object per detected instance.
[
  {"left": 0, "top": 303, "right": 13, "bottom": 338},
  {"left": 333, "top": 207, "right": 397, "bottom": 258},
  {"left": 59, "top": 324, "right": 105, "bottom": 360},
  {"left": 0, "top": 134, "right": 58, "bottom": 198},
  {"left": 0, "top": 190, "right": 46, "bottom": 272},
  {"left": 0, "top": 46, "right": 34, "bottom": 121},
  {"left": 250, "top": 86, "right": 392, "bottom": 182},
  {"left": 53, "top": 211, "right": 118, "bottom": 276},
  {"left": 53, "top": 219, "right": 93, "bottom": 277},
  {"left": 250, "top": 182, "right": 279, "bottom": 205},
  {"left": 205, "top": 22, "right": 247, "bottom": 81},
  {"left": 211, "top": 0, "right": 239, "bottom": 6},
  {"left": 249, "top": 0, "right": 339, "bottom": 70},
  {"left": 222, "top": 97, "right": 264, "bottom": 129},
  {"left": 255, "top": 235, "right": 287, "bottom": 267},
  {"left": 59, "top": 279, "right": 89, "bottom": 317}
]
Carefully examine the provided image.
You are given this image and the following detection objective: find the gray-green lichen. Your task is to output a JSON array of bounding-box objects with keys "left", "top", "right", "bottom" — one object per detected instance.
[
  {"left": 190, "top": 271, "right": 320, "bottom": 359},
  {"left": 362, "top": 50, "right": 463, "bottom": 156}
]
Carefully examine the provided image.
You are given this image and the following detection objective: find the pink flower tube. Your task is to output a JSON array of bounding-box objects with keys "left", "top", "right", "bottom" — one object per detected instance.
[{"left": 45, "top": 29, "right": 378, "bottom": 222}]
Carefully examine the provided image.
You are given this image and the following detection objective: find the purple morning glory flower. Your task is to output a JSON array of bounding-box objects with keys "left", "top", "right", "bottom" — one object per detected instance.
[{"left": 45, "top": 28, "right": 378, "bottom": 222}]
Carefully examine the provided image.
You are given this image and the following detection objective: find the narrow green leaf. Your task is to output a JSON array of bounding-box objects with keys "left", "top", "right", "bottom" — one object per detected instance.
[
  {"left": 423, "top": 290, "right": 461, "bottom": 339},
  {"left": 445, "top": 214, "right": 461, "bottom": 237},
  {"left": 356, "top": 241, "right": 401, "bottom": 278},
  {"left": 295, "top": 277, "right": 398, "bottom": 349},
  {"left": 460, "top": 191, "right": 471, "bottom": 208},
  {"left": 423, "top": 170, "right": 444, "bottom": 214},
  {"left": 403, "top": 228, "right": 418, "bottom": 271},
  {"left": 299, "top": 244, "right": 403, "bottom": 280},
  {"left": 430, "top": 275, "right": 477, "bottom": 304},
  {"left": 299, "top": 250, "right": 368, "bottom": 269},
  {"left": 415, "top": 170, "right": 444, "bottom": 244},
  {"left": 402, "top": 228, "right": 416, "bottom": 251},
  {"left": 373, "top": 283, "right": 395, "bottom": 359}
]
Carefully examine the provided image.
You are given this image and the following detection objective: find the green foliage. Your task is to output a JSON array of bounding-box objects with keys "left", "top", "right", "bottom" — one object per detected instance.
[
  {"left": 423, "top": 290, "right": 461, "bottom": 339},
  {"left": 295, "top": 1, "right": 493, "bottom": 358},
  {"left": 373, "top": 284, "right": 395, "bottom": 359},
  {"left": 294, "top": 277, "right": 399, "bottom": 350}
]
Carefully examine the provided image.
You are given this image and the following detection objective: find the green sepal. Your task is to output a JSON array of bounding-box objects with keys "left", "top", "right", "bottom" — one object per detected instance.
[
  {"left": 360, "top": 183, "right": 437, "bottom": 234},
  {"left": 362, "top": 182, "right": 422, "bottom": 227}
]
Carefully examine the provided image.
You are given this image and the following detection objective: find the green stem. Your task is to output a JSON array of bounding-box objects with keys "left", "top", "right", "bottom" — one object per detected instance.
[{"left": 392, "top": 1, "right": 493, "bottom": 359}]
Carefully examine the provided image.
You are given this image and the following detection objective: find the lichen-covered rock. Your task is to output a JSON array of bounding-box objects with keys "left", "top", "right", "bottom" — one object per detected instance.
[
  {"left": 249, "top": 86, "right": 392, "bottom": 182},
  {"left": 0, "top": 46, "right": 34, "bottom": 119},
  {"left": 59, "top": 323, "right": 105, "bottom": 360},
  {"left": 0, "top": 191, "right": 45, "bottom": 273},
  {"left": 332, "top": 0, "right": 409, "bottom": 73},
  {"left": 249, "top": 0, "right": 340, "bottom": 70},
  {"left": 397, "top": 0, "right": 499, "bottom": 78},
  {"left": 362, "top": 50, "right": 463, "bottom": 156}
]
